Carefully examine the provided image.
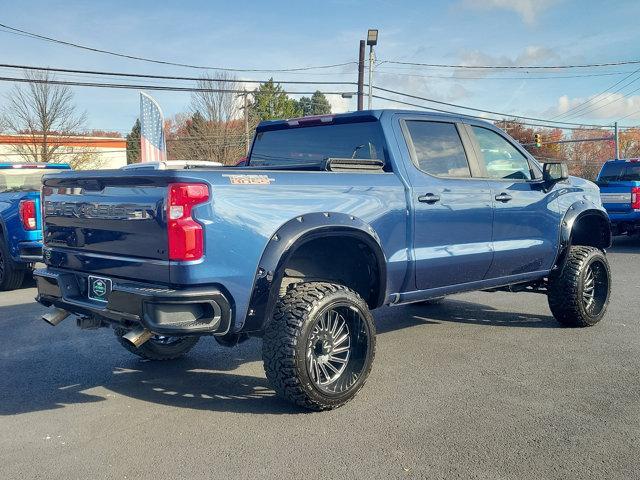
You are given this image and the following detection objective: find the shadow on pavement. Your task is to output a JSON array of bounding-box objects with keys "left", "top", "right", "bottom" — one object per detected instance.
[
  {"left": 399, "top": 299, "right": 558, "bottom": 329},
  {"left": 1, "top": 293, "right": 556, "bottom": 417},
  {"left": 609, "top": 234, "right": 640, "bottom": 253}
]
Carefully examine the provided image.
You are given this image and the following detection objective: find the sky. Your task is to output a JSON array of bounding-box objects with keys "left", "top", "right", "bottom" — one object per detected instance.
[{"left": 1, "top": 0, "right": 640, "bottom": 135}]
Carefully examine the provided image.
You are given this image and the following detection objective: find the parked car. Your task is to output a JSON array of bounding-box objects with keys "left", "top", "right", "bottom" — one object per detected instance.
[
  {"left": 0, "top": 163, "right": 71, "bottom": 290},
  {"left": 35, "top": 110, "right": 612, "bottom": 410},
  {"left": 596, "top": 159, "right": 640, "bottom": 235}
]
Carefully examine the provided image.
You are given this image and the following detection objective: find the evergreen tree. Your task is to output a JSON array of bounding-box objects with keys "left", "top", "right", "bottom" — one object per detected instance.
[
  {"left": 250, "top": 79, "right": 302, "bottom": 121},
  {"left": 126, "top": 119, "right": 141, "bottom": 164},
  {"left": 310, "top": 90, "right": 331, "bottom": 115},
  {"left": 298, "top": 96, "right": 313, "bottom": 116}
]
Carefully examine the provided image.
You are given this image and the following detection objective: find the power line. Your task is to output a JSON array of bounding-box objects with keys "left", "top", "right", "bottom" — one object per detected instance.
[
  {"left": 0, "top": 75, "right": 353, "bottom": 96},
  {"left": 0, "top": 22, "right": 356, "bottom": 73},
  {"left": 373, "top": 68, "right": 639, "bottom": 81},
  {"left": 379, "top": 59, "right": 640, "bottom": 70},
  {"left": 0, "top": 63, "right": 357, "bottom": 86},
  {"left": 372, "top": 86, "right": 610, "bottom": 128},
  {"left": 552, "top": 67, "right": 640, "bottom": 120}
]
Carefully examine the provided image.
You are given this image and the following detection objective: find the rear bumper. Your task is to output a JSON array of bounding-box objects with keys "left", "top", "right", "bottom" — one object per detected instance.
[
  {"left": 17, "top": 240, "right": 42, "bottom": 262},
  {"left": 34, "top": 268, "right": 233, "bottom": 336}
]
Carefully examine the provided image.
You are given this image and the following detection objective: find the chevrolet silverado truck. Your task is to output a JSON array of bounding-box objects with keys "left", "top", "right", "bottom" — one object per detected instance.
[
  {"left": 596, "top": 159, "right": 640, "bottom": 236},
  {"left": 35, "top": 110, "right": 612, "bottom": 410},
  {"left": 0, "top": 163, "right": 71, "bottom": 290}
]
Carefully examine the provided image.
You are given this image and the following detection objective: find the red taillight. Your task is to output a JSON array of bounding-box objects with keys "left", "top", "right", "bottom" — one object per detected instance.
[
  {"left": 167, "top": 183, "right": 209, "bottom": 261},
  {"left": 632, "top": 186, "right": 640, "bottom": 210},
  {"left": 19, "top": 199, "right": 37, "bottom": 231}
]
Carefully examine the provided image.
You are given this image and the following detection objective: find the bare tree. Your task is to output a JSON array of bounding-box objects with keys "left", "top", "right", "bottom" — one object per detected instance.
[
  {"left": 1, "top": 70, "right": 90, "bottom": 164},
  {"left": 169, "top": 72, "right": 247, "bottom": 164}
]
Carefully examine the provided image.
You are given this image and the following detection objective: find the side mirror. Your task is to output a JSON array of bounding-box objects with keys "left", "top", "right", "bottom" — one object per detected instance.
[{"left": 543, "top": 162, "right": 569, "bottom": 183}]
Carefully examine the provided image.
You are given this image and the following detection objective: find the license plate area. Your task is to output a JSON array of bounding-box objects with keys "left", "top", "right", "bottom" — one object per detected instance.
[{"left": 88, "top": 275, "right": 112, "bottom": 302}]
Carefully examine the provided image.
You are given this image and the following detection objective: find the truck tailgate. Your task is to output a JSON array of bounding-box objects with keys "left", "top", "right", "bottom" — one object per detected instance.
[
  {"left": 599, "top": 183, "right": 634, "bottom": 213},
  {"left": 42, "top": 172, "right": 171, "bottom": 281}
]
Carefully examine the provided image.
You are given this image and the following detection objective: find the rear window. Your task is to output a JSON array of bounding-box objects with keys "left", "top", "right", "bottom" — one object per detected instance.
[
  {"left": 249, "top": 122, "right": 388, "bottom": 169},
  {"left": 599, "top": 162, "right": 640, "bottom": 182},
  {"left": 0, "top": 169, "right": 66, "bottom": 193}
]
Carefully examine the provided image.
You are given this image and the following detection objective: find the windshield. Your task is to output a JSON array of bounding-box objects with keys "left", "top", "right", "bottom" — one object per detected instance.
[
  {"left": 249, "top": 122, "right": 388, "bottom": 169},
  {"left": 599, "top": 162, "right": 640, "bottom": 182},
  {"left": 0, "top": 169, "right": 66, "bottom": 193}
]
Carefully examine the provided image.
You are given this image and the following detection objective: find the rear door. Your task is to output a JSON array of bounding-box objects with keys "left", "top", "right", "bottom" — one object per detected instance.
[
  {"left": 464, "top": 124, "right": 561, "bottom": 278},
  {"left": 400, "top": 117, "right": 494, "bottom": 290}
]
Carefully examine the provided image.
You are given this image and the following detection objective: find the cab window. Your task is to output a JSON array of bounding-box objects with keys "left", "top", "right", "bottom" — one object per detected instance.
[
  {"left": 405, "top": 121, "right": 471, "bottom": 178},
  {"left": 471, "top": 126, "right": 532, "bottom": 180}
]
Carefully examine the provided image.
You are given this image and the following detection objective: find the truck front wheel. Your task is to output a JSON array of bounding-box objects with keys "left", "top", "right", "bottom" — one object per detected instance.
[
  {"left": 0, "top": 240, "right": 25, "bottom": 291},
  {"left": 114, "top": 328, "right": 200, "bottom": 360},
  {"left": 548, "top": 246, "right": 611, "bottom": 327},
  {"left": 262, "top": 282, "right": 376, "bottom": 411}
]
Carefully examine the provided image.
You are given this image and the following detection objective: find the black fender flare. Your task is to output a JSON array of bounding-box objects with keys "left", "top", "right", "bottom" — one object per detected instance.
[
  {"left": 554, "top": 200, "right": 611, "bottom": 269},
  {"left": 241, "top": 212, "right": 387, "bottom": 332}
]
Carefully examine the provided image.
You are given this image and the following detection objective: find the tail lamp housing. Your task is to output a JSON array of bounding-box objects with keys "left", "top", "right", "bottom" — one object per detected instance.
[
  {"left": 167, "top": 183, "right": 210, "bottom": 261},
  {"left": 632, "top": 186, "right": 640, "bottom": 211},
  {"left": 19, "top": 199, "right": 37, "bottom": 231}
]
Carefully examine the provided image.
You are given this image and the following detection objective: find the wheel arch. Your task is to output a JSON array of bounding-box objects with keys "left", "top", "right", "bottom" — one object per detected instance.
[
  {"left": 555, "top": 201, "right": 611, "bottom": 269},
  {"left": 242, "top": 212, "right": 387, "bottom": 333}
]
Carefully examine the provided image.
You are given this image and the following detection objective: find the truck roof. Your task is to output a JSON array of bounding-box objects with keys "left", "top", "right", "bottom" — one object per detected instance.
[
  {"left": 0, "top": 163, "right": 71, "bottom": 170},
  {"left": 256, "top": 109, "right": 490, "bottom": 132}
]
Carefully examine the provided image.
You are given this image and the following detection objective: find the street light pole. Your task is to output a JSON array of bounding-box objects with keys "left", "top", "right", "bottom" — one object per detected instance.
[{"left": 366, "top": 29, "right": 378, "bottom": 110}]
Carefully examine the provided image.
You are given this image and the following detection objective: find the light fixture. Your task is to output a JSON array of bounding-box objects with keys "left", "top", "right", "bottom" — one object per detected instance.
[{"left": 367, "top": 29, "right": 378, "bottom": 46}]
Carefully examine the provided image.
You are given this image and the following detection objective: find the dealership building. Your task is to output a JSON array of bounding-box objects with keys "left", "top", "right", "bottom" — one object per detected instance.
[{"left": 0, "top": 134, "right": 127, "bottom": 168}]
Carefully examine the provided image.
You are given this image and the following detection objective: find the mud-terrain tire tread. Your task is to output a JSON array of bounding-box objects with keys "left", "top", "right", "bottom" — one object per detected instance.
[
  {"left": 548, "top": 245, "right": 610, "bottom": 327},
  {"left": 114, "top": 328, "right": 199, "bottom": 360},
  {"left": 262, "top": 282, "right": 376, "bottom": 411},
  {"left": 0, "top": 240, "right": 26, "bottom": 291}
]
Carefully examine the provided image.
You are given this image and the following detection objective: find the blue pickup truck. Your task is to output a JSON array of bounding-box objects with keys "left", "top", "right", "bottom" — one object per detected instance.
[
  {"left": 35, "top": 110, "right": 612, "bottom": 410},
  {"left": 596, "top": 159, "right": 640, "bottom": 236},
  {"left": 0, "top": 163, "right": 71, "bottom": 290}
]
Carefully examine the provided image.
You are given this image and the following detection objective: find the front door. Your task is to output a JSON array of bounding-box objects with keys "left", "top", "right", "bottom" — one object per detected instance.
[
  {"left": 401, "top": 119, "right": 494, "bottom": 290},
  {"left": 464, "top": 124, "right": 561, "bottom": 278}
]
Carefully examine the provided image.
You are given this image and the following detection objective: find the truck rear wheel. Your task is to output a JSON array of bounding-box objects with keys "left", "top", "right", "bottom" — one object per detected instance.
[
  {"left": 548, "top": 246, "right": 611, "bottom": 327},
  {"left": 0, "top": 240, "right": 25, "bottom": 291},
  {"left": 114, "top": 328, "right": 199, "bottom": 360},
  {"left": 262, "top": 282, "right": 376, "bottom": 411}
]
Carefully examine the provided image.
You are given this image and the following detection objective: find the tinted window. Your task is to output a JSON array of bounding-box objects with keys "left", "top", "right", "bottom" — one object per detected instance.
[
  {"left": 620, "top": 164, "right": 640, "bottom": 181},
  {"left": 250, "top": 122, "right": 387, "bottom": 168},
  {"left": 471, "top": 126, "right": 532, "bottom": 180},
  {"left": 406, "top": 121, "right": 471, "bottom": 177},
  {"left": 598, "top": 163, "right": 627, "bottom": 182}
]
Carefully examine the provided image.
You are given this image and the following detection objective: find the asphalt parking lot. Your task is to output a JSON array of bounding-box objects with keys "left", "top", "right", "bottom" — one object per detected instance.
[{"left": 1, "top": 236, "right": 639, "bottom": 480}]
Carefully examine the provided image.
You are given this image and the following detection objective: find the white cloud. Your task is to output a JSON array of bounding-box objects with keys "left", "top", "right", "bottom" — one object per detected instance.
[
  {"left": 550, "top": 93, "right": 640, "bottom": 120},
  {"left": 461, "top": 0, "right": 559, "bottom": 25},
  {"left": 454, "top": 45, "right": 559, "bottom": 77}
]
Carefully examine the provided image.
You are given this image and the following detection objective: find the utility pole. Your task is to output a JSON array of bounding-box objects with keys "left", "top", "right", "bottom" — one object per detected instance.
[
  {"left": 366, "top": 29, "right": 378, "bottom": 110},
  {"left": 239, "top": 90, "right": 250, "bottom": 155},
  {"left": 357, "top": 40, "right": 365, "bottom": 111},
  {"left": 614, "top": 121, "right": 620, "bottom": 160}
]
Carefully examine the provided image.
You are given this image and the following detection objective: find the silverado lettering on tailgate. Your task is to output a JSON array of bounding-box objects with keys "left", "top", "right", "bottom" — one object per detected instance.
[{"left": 44, "top": 201, "right": 155, "bottom": 220}]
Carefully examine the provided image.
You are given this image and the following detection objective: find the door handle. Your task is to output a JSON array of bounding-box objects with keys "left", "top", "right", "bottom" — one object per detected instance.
[
  {"left": 418, "top": 193, "right": 440, "bottom": 204},
  {"left": 494, "top": 192, "right": 513, "bottom": 202}
]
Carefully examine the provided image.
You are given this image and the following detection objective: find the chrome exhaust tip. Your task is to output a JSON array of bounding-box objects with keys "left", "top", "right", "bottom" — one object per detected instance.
[
  {"left": 122, "top": 328, "right": 154, "bottom": 348},
  {"left": 42, "top": 308, "right": 70, "bottom": 326}
]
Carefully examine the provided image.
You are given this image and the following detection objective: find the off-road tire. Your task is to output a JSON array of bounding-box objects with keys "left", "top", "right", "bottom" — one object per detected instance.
[
  {"left": 0, "top": 239, "right": 25, "bottom": 291},
  {"left": 114, "top": 327, "right": 199, "bottom": 360},
  {"left": 262, "top": 282, "right": 376, "bottom": 411},
  {"left": 548, "top": 246, "right": 611, "bottom": 327}
]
